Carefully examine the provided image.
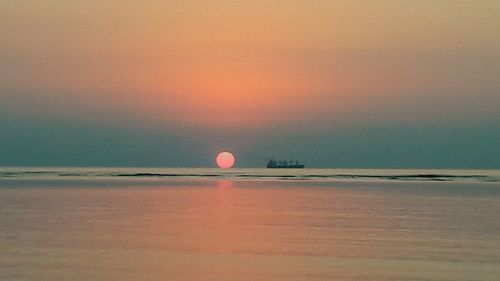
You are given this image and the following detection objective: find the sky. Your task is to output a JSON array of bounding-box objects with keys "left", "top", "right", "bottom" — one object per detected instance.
[{"left": 1, "top": 0, "right": 499, "bottom": 168}]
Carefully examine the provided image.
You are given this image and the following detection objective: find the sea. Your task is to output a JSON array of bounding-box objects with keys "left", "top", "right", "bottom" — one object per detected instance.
[{"left": 1, "top": 167, "right": 500, "bottom": 281}]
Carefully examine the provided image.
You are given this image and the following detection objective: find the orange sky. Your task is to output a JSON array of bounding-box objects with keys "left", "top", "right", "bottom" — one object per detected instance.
[{"left": 1, "top": 0, "right": 500, "bottom": 129}]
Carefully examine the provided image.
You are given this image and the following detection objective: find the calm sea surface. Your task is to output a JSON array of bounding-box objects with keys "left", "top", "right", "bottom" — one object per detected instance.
[{"left": 1, "top": 168, "right": 500, "bottom": 281}]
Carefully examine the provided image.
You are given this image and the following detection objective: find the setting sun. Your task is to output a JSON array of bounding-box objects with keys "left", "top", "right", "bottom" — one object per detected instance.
[{"left": 216, "top": 152, "right": 235, "bottom": 169}]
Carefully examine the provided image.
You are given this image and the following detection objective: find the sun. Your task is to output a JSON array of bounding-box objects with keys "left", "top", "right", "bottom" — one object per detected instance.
[{"left": 216, "top": 152, "right": 236, "bottom": 169}]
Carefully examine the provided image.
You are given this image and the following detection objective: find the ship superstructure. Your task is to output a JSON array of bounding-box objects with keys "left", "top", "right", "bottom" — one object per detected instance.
[{"left": 267, "top": 159, "right": 305, "bottom": 169}]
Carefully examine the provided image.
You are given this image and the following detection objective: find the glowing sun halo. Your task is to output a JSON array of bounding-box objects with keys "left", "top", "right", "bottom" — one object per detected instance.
[{"left": 216, "top": 152, "right": 235, "bottom": 169}]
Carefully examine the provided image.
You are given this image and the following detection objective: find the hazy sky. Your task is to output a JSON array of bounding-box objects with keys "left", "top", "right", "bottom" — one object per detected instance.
[{"left": 1, "top": 0, "right": 499, "bottom": 168}]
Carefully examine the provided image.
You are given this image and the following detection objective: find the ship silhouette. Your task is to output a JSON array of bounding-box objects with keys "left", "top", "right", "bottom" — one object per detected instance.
[{"left": 267, "top": 159, "right": 305, "bottom": 169}]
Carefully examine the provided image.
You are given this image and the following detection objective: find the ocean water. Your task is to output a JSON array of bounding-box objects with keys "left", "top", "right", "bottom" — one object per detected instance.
[{"left": 1, "top": 168, "right": 500, "bottom": 281}]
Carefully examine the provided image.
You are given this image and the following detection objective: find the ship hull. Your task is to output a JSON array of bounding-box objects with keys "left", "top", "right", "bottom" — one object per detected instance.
[{"left": 266, "top": 164, "right": 305, "bottom": 169}]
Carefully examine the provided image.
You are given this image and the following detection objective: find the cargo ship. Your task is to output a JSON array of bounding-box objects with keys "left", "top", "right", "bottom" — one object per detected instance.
[{"left": 267, "top": 159, "right": 305, "bottom": 169}]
